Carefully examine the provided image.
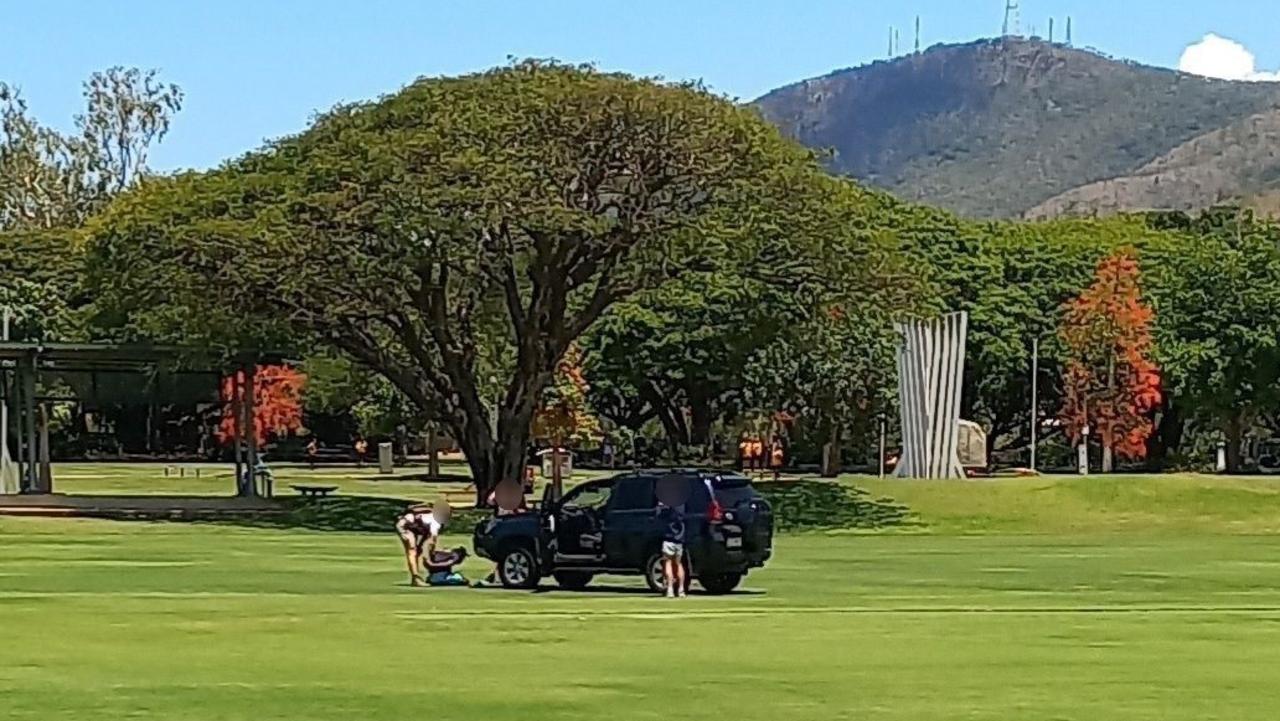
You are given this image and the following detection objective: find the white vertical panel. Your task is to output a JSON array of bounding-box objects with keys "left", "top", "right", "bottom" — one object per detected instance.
[{"left": 894, "top": 312, "right": 968, "bottom": 479}]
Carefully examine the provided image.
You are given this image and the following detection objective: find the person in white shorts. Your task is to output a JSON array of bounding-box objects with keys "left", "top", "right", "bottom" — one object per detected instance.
[
  {"left": 657, "top": 501, "right": 687, "bottom": 598},
  {"left": 395, "top": 504, "right": 443, "bottom": 586}
]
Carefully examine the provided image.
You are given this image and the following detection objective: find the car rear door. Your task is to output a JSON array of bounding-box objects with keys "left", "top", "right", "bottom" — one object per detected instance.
[{"left": 602, "top": 475, "right": 658, "bottom": 568}]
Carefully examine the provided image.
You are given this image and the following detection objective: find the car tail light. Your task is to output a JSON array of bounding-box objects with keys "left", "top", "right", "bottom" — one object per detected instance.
[{"left": 708, "top": 498, "right": 725, "bottom": 523}]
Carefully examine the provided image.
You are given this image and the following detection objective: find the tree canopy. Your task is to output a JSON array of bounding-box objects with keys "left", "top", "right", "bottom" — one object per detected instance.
[{"left": 86, "top": 60, "right": 841, "bottom": 493}]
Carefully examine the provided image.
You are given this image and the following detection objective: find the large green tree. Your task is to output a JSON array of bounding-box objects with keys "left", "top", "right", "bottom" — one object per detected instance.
[
  {"left": 1, "top": 67, "right": 181, "bottom": 232},
  {"left": 86, "top": 61, "right": 828, "bottom": 496},
  {"left": 1143, "top": 208, "right": 1280, "bottom": 472},
  {"left": 582, "top": 265, "right": 796, "bottom": 456},
  {"left": 741, "top": 186, "right": 934, "bottom": 474},
  {"left": 900, "top": 207, "right": 1152, "bottom": 460},
  {"left": 0, "top": 67, "right": 181, "bottom": 342}
]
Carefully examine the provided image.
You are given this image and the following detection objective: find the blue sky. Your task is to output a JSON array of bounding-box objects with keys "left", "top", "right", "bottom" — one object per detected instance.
[{"left": 4, "top": 0, "right": 1278, "bottom": 171}]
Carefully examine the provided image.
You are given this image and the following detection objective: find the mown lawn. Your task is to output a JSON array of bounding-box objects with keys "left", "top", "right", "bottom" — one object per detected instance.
[
  {"left": 44, "top": 460, "right": 618, "bottom": 505},
  {"left": 5, "top": 487, "right": 1280, "bottom": 720},
  {"left": 857, "top": 472, "right": 1280, "bottom": 534}
]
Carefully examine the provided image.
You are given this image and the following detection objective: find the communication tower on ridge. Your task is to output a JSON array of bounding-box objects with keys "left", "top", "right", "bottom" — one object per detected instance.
[{"left": 1002, "top": 0, "right": 1021, "bottom": 37}]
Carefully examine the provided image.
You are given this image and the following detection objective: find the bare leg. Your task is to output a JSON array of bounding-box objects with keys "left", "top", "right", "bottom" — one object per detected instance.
[
  {"left": 401, "top": 538, "right": 423, "bottom": 586},
  {"left": 674, "top": 554, "right": 687, "bottom": 597},
  {"left": 662, "top": 557, "right": 676, "bottom": 596}
]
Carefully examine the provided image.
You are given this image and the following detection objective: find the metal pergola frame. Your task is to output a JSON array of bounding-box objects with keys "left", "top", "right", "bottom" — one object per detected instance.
[{"left": 0, "top": 342, "right": 278, "bottom": 498}]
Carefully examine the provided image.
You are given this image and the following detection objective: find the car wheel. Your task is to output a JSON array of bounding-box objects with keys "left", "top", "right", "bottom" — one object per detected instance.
[
  {"left": 699, "top": 573, "right": 743, "bottom": 595},
  {"left": 553, "top": 571, "right": 593, "bottom": 590},
  {"left": 644, "top": 552, "right": 691, "bottom": 594},
  {"left": 497, "top": 545, "right": 540, "bottom": 589}
]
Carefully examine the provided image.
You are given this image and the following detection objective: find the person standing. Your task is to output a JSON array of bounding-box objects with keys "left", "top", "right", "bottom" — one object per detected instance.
[
  {"left": 306, "top": 438, "right": 319, "bottom": 470},
  {"left": 657, "top": 501, "right": 687, "bottom": 598},
  {"left": 354, "top": 437, "right": 369, "bottom": 468},
  {"left": 749, "top": 437, "right": 764, "bottom": 477},
  {"left": 770, "top": 438, "right": 785, "bottom": 481}
]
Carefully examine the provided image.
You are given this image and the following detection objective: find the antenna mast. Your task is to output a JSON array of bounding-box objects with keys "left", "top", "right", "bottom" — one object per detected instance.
[
  {"left": 1049, "top": 17, "right": 1054, "bottom": 43},
  {"left": 1002, "top": 0, "right": 1021, "bottom": 37},
  {"left": 1066, "top": 16, "right": 1073, "bottom": 46},
  {"left": 915, "top": 16, "right": 921, "bottom": 53}
]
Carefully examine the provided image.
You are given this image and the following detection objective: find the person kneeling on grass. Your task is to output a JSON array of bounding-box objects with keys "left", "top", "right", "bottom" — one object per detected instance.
[
  {"left": 424, "top": 546, "right": 470, "bottom": 586},
  {"left": 395, "top": 504, "right": 444, "bottom": 587},
  {"left": 657, "top": 501, "right": 687, "bottom": 598}
]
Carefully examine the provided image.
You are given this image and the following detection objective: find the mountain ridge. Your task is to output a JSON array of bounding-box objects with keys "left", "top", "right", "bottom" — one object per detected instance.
[{"left": 754, "top": 37, "right": 1280, "bottom": 218}]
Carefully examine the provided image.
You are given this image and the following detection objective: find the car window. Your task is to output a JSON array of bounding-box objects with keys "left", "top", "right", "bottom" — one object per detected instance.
[
  {"left": 562, "top": 482, "right": 613, "bottom": 510},
  {"left": 688, "top": 478, "right": 711, "bottom": 508},
  {"left": 610, "top": 477, "right": 656, "bottom": 511}
]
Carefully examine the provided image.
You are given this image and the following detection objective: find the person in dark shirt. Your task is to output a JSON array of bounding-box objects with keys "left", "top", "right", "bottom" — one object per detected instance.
[{"left": 657, "top": 502, "right": 687, "bottom": 598}]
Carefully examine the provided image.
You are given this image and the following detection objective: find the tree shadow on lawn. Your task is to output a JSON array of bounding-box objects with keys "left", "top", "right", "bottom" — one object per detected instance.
[
  {"left": 132, "top": 479, "right": 914, "bottom": 535},
  {"left": 187, "top": 495, "right": 491, "bottom": 534}
]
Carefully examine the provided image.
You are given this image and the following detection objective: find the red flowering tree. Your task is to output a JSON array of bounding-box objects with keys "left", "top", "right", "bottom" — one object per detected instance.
[
  {"left": 1059, "top": 249, "right": 1162, "bottom": 471},
  {"left": 217, "top": 365, "right": 307, "bottom": 447}
]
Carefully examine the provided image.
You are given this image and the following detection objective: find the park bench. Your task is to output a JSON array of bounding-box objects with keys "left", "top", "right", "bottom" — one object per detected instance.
[{"left": 290, "top": 484, "right": 338, "bottom": 499}]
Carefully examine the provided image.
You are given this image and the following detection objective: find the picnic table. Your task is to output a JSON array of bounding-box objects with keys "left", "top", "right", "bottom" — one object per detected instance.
[{"left": 290, "top": 484, "right": 339, "bottom": 499}]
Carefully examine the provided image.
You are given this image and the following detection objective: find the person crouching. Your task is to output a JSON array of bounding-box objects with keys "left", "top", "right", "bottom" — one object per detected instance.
[{"left": 395, "top": 503, "right": 444, "bottom": 587}]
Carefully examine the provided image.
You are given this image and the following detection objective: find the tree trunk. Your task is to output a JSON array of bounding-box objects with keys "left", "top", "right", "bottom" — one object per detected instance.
[
  {"left": 1225, "top": 412, "right": 1244, "bottom": 474},
  {"left": 688, "top": 390, "right": 714, "bottom": 450},
  {"left": 1145, "top": 400, "right": 1183, "bottom": 471},
  {"left": 1101, "top": 442, "right": 1114, "bottom": 473},
  {"left": 427, "top": 424, "right": 440, "bottom": 479},
  {"left": 645, "top": 387, "right": 689, "bottom": 457},
  {"left": 820, "top": 422, "right": 841, "bottom": 478}
]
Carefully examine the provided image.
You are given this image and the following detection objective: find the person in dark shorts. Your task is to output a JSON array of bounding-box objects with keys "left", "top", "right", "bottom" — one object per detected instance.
[{"left": 657, "top": 501, "right": 687, "bottom": 598}]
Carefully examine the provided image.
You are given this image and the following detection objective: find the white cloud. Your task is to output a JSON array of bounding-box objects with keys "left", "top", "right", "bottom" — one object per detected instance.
[{"left": 1178, "top": 33, "right": 1280, "bottom": 82}]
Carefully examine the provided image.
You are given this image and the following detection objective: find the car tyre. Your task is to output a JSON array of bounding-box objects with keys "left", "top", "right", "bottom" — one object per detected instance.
[
  {"left": 553, "top": 571, "right": 594, "bottom": 590},
  {"left": 497, "top": 545, "right": 541, "bottom": 589},
  {"left": 699, "top": 573, "right": 743, "bottom": 595},
  {"left": 644, "top": 551, "right": 691, "bottom": 594}
]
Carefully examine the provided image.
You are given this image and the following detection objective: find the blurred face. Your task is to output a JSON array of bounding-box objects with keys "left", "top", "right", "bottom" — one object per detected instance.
[{"left": 432, "top": 501, "right": 452, "bottom": 527}]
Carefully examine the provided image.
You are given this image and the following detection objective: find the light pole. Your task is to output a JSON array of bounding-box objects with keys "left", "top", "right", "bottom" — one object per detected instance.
[
  {"left": 1, "top": 307, "right": 10, "bottom": 494},
  {"left": 1030, "top": 337, "right": 1039, "bottom": 472}
]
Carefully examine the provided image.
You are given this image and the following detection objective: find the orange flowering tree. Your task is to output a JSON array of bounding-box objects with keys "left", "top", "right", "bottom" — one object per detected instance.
[
  {"left": 216, "top": 365, "right": 307, "bottom": 447},
  {"left": 1059, "top": 249, "right": 1162, "bottom": 471},
  {"left": 532, "top": 344, "right": 601, "bottom": 498}
]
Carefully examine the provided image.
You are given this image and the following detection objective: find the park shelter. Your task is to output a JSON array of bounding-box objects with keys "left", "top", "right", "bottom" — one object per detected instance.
[{"left": 0, "top": 342, "right": 276, "bottom": 497}]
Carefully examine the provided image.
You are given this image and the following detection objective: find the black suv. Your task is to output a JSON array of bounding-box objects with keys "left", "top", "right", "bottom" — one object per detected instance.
[{"left": 473, "top": 469, "right": 773, "bottom": 594}]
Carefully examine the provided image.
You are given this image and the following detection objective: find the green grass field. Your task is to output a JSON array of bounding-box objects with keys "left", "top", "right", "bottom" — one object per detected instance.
[{"left": 5, "top": 466, "right": 1280, "bottom": 720}]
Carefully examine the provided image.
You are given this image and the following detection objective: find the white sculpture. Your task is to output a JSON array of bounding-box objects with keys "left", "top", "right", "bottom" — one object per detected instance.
[{"left": 894, "top": 312, "right": 968, "bottom": 479}]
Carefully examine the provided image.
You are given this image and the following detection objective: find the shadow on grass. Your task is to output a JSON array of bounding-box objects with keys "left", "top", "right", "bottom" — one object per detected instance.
[
  {"left": 139, "top": 480, "right": 915, "bottom": 535},
  {"left": 188, "top": 495, "right": 492, "bottom": 534},
  {"left": 754, "top": 480, "right": 916, "bottom": 532}
]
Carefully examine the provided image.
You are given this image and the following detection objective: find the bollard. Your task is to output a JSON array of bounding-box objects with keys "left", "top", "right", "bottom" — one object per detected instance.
[{"left": 378, "top": 442, "right": 394, "bottom": 474}]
